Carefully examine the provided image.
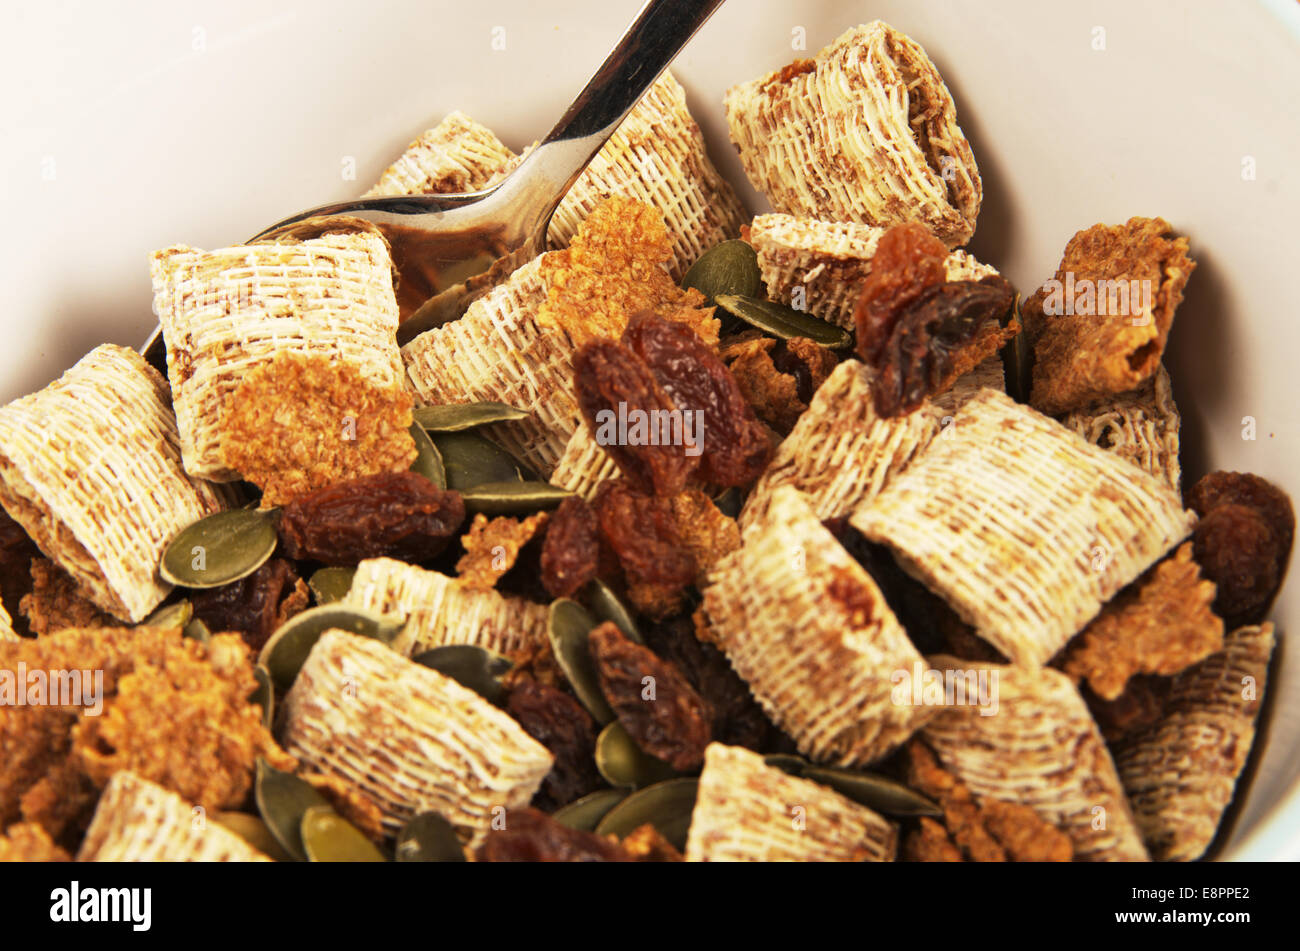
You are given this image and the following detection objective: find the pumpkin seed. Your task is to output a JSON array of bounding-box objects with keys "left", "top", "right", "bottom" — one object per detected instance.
[
  {"left": 251, "top": 664, "right": 273, "bottom": 729},
  {"left": 552, "top": 789, "right": 629, "bottom": 833},
  {"left": 307, "top": 566, "right": 356, "bottom": 606},
  {"left": 411, "top": 644, "right": 513, "bottom": 706},
  {"left": 182, "top": 617, "right": 211, "bottom": 644},
  {"left": 394, "top": 812, "right": 467, "bottom": 862},
  {"left": 414, "top": 402, "right": 531, "bottom": 432},
  {"left": 681, "top": 239, "right": 762, "bottom": 305},
  {"left": 802, "top": 765, "right": 942, "bottom": 817},
  {"left": 141, "top": 599, "right": 192, "bottom": 630},
  {"left": 1001, "top": 294, "right": 1032, "bottom": 403},
  {"left": 595, "top": 721, "right": 679, "bottom": 789},
  {"left": 254, "top": 758, "right": 334, "bottom": 862},
  {"left": 432, "top": 430, "right": 524, "bottom": 491},
  {"left": 258, "top": 604, "right": 403, "bottom": 691},
  {"left": 712, "top": 487, "right": 743, "bottom": 519},
  {"left": 714, "top": 294, "right": 853, "bottom": 349},
  {"left": 586, "top": 579, "right": 642, "bottom": 644},
  {"left": 547, "top": 599, "right": 614, "bottom": 724},
  {"left": 212, "top": 811, "right": 293, "bottom": 862},
  {"left": 408, "top": 422, "right": 447, "bottom": 489},
  {"left": 159, "top": 507, "right": 279, "bottom": 589},
  {"left": 764, "top": 754, "right": 941, "bottom": 817},
  {"left": 594, "top": 777, "right": 699, "bottom": 850},
  {"left": 460, "top": 480, "right": 574, "bottom": 516},
  {"left": 301, "top": 805, "right": 387, "bottom": 862}
]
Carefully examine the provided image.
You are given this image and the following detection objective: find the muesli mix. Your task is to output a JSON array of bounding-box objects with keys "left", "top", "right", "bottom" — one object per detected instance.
[{"left": 0, "top": 21, "right": 1292, "bottom": 863}]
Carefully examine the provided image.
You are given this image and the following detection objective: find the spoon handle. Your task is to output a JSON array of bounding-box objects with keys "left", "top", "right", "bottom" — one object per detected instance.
[{"left": 497, "top": 0, "right": 725, "bottom": 237}]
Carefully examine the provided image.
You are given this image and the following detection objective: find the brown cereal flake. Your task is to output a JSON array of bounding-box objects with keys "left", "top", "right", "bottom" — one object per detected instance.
[
  {"left": 719, "top": 334, "right": 806, "bottom": 432},
  {"left": 0, "top": 822, "right": 71, "bottom": 862},
  {"left": 456, "top": 512, "right": 550, "bottom": 592},
  {"left": 1057, "top": 542, "right": 1223, "bottom": 701},
  {"left": 1, "top": 626, "right": 293, "bottom": 846},
  {"left": 220, "top": 351, "right": 416, "bottom": 506},
  {"left": 904, "top": 741, "right": 1073, "bottom": 862},
  {"left": 670, "top": 490, "right": 741, "bottom": 587},
  {"left": 622, "top": 823, "right": 685, "bottom": 862},
  {"left": 20, "top": 558, "right": 115, "bottom": 636},
  {"left": 1025, "top": 217, "right": 1195, "bottom": 414},
  {"left": 538, "top": 196, "right": 719, "bottom": 347}
]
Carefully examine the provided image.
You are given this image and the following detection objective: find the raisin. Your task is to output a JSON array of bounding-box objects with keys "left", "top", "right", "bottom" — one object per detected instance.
[
  {"left": 854, "top": 222, "right": 948, "bottom": 365},
  {"left": 540, "top": 496, "right": 600, "bottom": 599},
  {"left": 1187, "top": 471, "right": 1293, "bottom": 627},
  {"left": 591, "top": 480, "right": 694, "bottom": 587},
  {"left": 622, "top": 310, "right": 772, "bottom": 487},
  {"left": 475, "top": 807, "right": 633, "bottom": 862},
  {"left": 0, "top": 510, "right": 39, "bottom": 638},
  {"left": 277, "top": 471, "right": 465, "bottom": 565},
  {"left": 505, "top": 680, "right": 601, "bottom": 811},
  {"left": 572, "top": 339, "right": 699, "bottom": 495},
  {"left": 588, "top": 621, "right": 711, "bottom": 770},
  {"left": 643, "top": 614, "right": 780, "bottom": 752},
  {"left": 191, "top": 557, "right": 303, "bottom": 653},
  {"left": 774, "top": 337, "right": 839, "bottom": 404}
]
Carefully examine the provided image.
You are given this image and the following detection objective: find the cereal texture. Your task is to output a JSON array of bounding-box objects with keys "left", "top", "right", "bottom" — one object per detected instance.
[
  {"left": 725, "top": 23, "right": 982, "bottom": 246},
  {"left": 0, "top": 345, "right": 227, "bottom": 622},
  {"left": 1063, "top": 363, "right": 1181, "bottom": 491}
]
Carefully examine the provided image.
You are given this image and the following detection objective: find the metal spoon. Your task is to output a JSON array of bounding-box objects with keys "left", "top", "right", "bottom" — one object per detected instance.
[{"left": 142, "top": 0, "right": 725, "bottom": 364}]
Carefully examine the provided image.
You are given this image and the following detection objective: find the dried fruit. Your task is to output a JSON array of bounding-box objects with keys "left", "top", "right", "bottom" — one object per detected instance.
[
  {"left": 191, "top": 558, "right": 309, "bottom": 653},
  {"left": 592, "top": 480, "right": 694, "bottom": 588},
  {"left": 622, "top": 310, "right": 772, "bottom": 486},
  {"left": 588, "top": 621, "right": 711, "bottom": 771},
  {"left": 572, "top": 339, "right": 700, "bottom": 495},
  {"left": 854, "top": 222, "right": 948, "bottom": 363},
  {"left": 1187, "top": 471, "right": 1294, "bottom": 627},
  {"left": 475, "top": 807, "right": 633, "bottom": 862},
  {"left": 278, "top": 471, "right": 465, "bottom": 565},
  {"left": 505, "top": 679, "right": 601, "bottom": 810},
  {"left": 540, "top": 497, "right": 601, "bottom": 599}
]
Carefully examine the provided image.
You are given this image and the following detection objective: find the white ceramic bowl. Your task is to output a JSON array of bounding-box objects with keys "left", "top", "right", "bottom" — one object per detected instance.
[{"left": 2, "top": 0, "right": 1297, "bottom": 858}]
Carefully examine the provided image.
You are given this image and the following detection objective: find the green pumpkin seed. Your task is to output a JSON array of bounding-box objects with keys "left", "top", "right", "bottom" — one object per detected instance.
[
  {"left": 714, "top": 294, "right": 853, "bottom": 349},
  {"left": 460, "top": 481, "right": 574, "bottom": 516},
  {"left": 414, "top": 402, "right": 531, "bottom": 432},
  {"left": 547, "top": 599, "right": 614, "bottom": 724},
  {"left": 408, "top": 422, "right": 447, "bottom": 489},
  {"left": 432, "top": 430, "right": 524, "bottom": 491},
  {"left": 765, "top": 754, "right": 941, "bottom": 817},
  {"left": 681, "top": 239, "right": 762, "bottom": 305},
  {"left": 141, "top": 599, "right": 193, "bottom": 630},
  {"left": 712, "top": 487, "right": 743, "bottom": 520},
  {"left": 159, "top": 507, "right": 279, "bottom": 589},
  {"left": 212, "top": 811, "right": 292, "bottom": 862},
  {"left": 251, "top": 664, "right": 273, "bottom": 729},
  {"left": 552, "top": 789, "right": 629, "bottom": 833},
  {"left": 395, "top": 812, "right": 467, "bottom": 862},
  {"left": 307, "top": 566, "right": 356, "bottom": 606},
  {"left": 802, "top": 765, "right": 942, "bottom": 817},
  {"left": 182, "top": 617, "right": 211, "bottom": 645},
  {"left": 595, "top": 721, "right": 679, "bottom": 789},
  {"left": 411, "top": 644, "right": 513, "bottom": 706},
  {"left": 254, "top": 759, "right": 334, "bottom": 862},
  {"left": 594, "top": 778, "right": 699, "bottom": 850},
  {"left": 258, "top": 605, "right": 403, "bottom": 691},
  {"left": 1001, "top": 294, "right": 1031, "bottom": 403},
  {"left": 586, "top": 579, "right": 642, "bottom": 644},
  {"left": 300, "top": 805, "right": 387, "bottom": 862}
]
